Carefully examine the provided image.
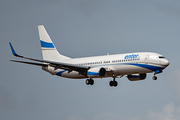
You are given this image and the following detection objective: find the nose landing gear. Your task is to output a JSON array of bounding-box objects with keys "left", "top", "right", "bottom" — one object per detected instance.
[
  {"left": 152, "top": 71, "right": 158, "bottom": 80},
  {"left": 152, "top": 75, "right": 157, "bottom": 80},
  {"left": 152, "top": 70, "right": 163, "bottom": 80}
]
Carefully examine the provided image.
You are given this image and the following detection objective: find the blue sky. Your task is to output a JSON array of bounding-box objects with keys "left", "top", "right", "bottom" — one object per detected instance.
[{"left": 1, "top": 0, "right": 180, "bottom": 120}]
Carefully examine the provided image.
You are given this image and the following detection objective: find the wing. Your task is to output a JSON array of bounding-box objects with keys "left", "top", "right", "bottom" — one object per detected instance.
[
  {"left": 10, "top": 60, "right": 48, "bottom": 66},
  {"left": 9, "top": 42, "right": 90, "bottom": 74}
]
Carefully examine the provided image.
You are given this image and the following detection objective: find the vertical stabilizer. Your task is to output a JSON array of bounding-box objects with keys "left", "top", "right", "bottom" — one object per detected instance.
[{"left": 38, "top": 25, "right": 71, "bottom": 61}]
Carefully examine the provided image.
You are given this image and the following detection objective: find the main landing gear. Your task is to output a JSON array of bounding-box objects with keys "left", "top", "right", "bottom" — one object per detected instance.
[
  {"left": 86, "top": 75, "right": 121, "bottom": 87},
  {"left": 109, "top": 75, "right": 118, "bottom": 87},
  {"left": 86, "top": 78, "right": 94, "bottom": 85}
]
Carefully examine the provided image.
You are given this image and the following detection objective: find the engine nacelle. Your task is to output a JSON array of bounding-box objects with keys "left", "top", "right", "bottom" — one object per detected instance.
[
  {"left": 127, "top": 73, "right": 146, "bottom": 81},
  {"left": 87, "top": 67, "right": 106, "bottom": 78},
  {"left": 42, "top": 65, "right": 56, "bottom": 75}
]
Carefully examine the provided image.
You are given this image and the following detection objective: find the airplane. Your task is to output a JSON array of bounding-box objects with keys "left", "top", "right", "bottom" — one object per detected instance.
[{"left": 9, "top": 25, "right": 170, "bottom": 87}]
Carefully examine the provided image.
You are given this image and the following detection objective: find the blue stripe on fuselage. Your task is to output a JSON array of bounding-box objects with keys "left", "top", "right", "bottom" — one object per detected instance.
[
  {"left": 87, "top": 63, "right": 163, "bottom": 72},
  {"left": 124, "top": 63, "right": 163, "bottom": 71},
  {"left": 56, "top": 63, "right": 162, "bottom": 77}
]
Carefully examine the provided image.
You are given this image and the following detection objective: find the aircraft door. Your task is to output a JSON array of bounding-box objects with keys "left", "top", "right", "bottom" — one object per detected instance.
[{"left": 144, "top": 55, "right": 149, "bottom": 64}]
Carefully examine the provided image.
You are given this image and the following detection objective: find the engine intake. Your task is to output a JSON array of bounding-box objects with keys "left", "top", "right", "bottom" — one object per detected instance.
[{"left": 99, "top": 68, "right": 106, "bottom": 77}]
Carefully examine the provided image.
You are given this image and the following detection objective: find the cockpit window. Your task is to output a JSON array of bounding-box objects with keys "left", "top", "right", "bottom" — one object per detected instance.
[
  {"left": 150, "top": 56, "right": 165, "bottom": 59},
  {"left": 159, "top": 56, "right": 165, "bottom": 59}
]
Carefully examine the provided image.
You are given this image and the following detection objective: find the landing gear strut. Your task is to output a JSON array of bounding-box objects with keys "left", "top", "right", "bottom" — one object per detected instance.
[
  {"left": 86, "top": 78, "right": 94, "bottom": 85},
  {"left": 109, "top": 75, "right": 118, "bottom": 87},
  {"left": 152, "top": 72, "right": 157, "bottom": 80}
]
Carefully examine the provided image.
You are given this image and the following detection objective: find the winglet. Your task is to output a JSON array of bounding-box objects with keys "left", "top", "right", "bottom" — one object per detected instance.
[{"left": 9, "top": 42, "right": 22, "bottom": 57}]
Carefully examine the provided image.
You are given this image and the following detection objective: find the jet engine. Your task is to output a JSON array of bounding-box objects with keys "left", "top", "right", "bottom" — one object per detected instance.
[
  {"left": 42, "top": 65, "right": 56, "bottom": 75},
  {"left": 87, "top": 67, "right": 106, "bottom": 78},
  {"left": 127, "top": 73, "right": 146, "bottom": 81}
]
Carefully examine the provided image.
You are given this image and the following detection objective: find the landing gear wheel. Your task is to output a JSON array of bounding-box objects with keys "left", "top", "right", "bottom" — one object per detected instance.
[
  {"left": 86, "top": 79, "right": 90, "bottom": 85},
  {"left": 109, "top": 81, "right": 118, "bottom": 87},
  {"left": 86, "top": 79, "right": 94, "bottom": 85},
  {"left": 89, "top": 79, "right": 94, "bottom": 85},
  {"left": 109, "top": 81, "right": 114, "bottom": 87},
  {"left": 114, "top": 81, "right": 118, "bottom": 87},
  {"left": 152, "top": 76, "right": 157, "bottom": 80}
]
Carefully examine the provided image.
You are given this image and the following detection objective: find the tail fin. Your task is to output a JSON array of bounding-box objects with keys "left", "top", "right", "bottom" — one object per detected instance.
[{"left": 38, "top": 25, "right": 71, "bottom": 61}]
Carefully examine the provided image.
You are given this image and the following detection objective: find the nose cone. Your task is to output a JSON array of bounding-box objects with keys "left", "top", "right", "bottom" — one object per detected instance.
[{"left": 162, "top": 59, "right": 170, "bottom": 67}]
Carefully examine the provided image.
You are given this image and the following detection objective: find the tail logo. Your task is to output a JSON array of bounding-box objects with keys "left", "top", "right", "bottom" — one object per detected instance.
[{"left": 40, "top": 40, "right": 54, "bottom": 48}]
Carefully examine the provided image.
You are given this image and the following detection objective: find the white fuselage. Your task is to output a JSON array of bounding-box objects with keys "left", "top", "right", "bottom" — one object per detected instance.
[
  {"left": 9, "top": 25, "right": 170, "bottom": 87},
  {"left": 42, "top": 52, "right": 169, "bottom": 79}
]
